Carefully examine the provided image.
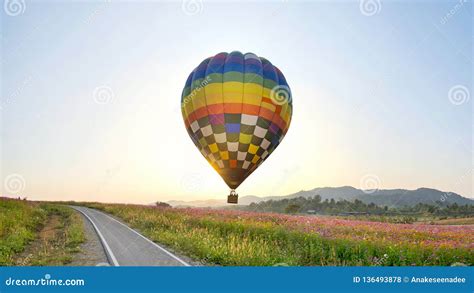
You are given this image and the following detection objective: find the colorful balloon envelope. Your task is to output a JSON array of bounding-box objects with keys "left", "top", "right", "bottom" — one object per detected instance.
[{"left": 181, "top": 51, "right": 293, "bottom": 203}]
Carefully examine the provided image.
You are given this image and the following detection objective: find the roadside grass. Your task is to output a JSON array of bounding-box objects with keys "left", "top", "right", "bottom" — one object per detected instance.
[
  {"left": 333, "top": 214, "right": 474, "bottom": 225},
  {"left": 424, "top": 217, "right": 474, "bottom": 225},
  {"left": 0, "top": 198, "right": 47, "bottom": 265},
  {"left": 24, "top": 205, "right": 86, "bottom": 265},
  {"left": 0, "top": 198, "right": 85, "bottom": 266},
  {"left": 82, "top": 203, "right": 473, "bottom": 266}
]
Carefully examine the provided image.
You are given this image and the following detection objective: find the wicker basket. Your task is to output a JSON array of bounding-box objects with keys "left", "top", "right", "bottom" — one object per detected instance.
[{"left": 227, "top": 194, "right": 238, "bottom": 204}]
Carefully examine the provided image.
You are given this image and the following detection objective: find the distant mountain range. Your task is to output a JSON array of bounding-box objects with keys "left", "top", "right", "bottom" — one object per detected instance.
[{"left": 167, "top": 186, "right": 474, "bottom": 208}]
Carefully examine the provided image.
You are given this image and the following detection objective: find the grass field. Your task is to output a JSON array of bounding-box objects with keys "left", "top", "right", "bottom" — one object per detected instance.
[
  {"left": 82, "top": 202, "right": 473, "bottom": 266},
  {"left": 0, "top": 198, "right": 85, "bottom": 266},
  {"left": 425, "top": 217, "right": 474, "bottom": 225}
]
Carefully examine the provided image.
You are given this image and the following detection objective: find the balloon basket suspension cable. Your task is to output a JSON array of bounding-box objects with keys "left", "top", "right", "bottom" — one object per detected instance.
[{"left": 227, "top": 189, "right": 238, "bottom": 204}]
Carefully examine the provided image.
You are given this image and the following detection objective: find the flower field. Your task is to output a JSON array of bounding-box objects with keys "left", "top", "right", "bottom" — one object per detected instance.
[{"left": 84, "top": 203, "right": 473, "bottom": 266}]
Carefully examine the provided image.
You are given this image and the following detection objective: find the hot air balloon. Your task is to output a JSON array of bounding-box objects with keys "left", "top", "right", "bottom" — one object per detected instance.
[{"left": 181, "top": 51, "right": 292, "bottom": 203}]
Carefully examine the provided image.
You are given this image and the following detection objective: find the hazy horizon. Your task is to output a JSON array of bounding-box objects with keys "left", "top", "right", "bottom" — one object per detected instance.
[
  {"left": 1, "top": 1, "right": 472, "bottom": 204},
  {"left": 2, "top": 183, "right": 474, "bottom": 204}
]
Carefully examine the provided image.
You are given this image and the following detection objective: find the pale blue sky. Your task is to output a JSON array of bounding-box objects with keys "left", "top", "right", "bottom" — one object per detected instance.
[{"left": 1, "top": 0, "right": 472, "bottom": 203}]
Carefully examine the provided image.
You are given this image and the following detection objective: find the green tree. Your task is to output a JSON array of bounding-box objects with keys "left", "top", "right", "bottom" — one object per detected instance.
[
  {"left": 156, "top": 201, "right": 171, "bottom": 208},
  {"left": 285, "top": 204, "right": 301, "bottom": 214}
]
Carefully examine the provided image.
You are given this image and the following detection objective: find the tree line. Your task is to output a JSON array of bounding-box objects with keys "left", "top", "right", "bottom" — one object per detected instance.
[{"left": 241, "top": 195, "right": 474, "bottom": 217}]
